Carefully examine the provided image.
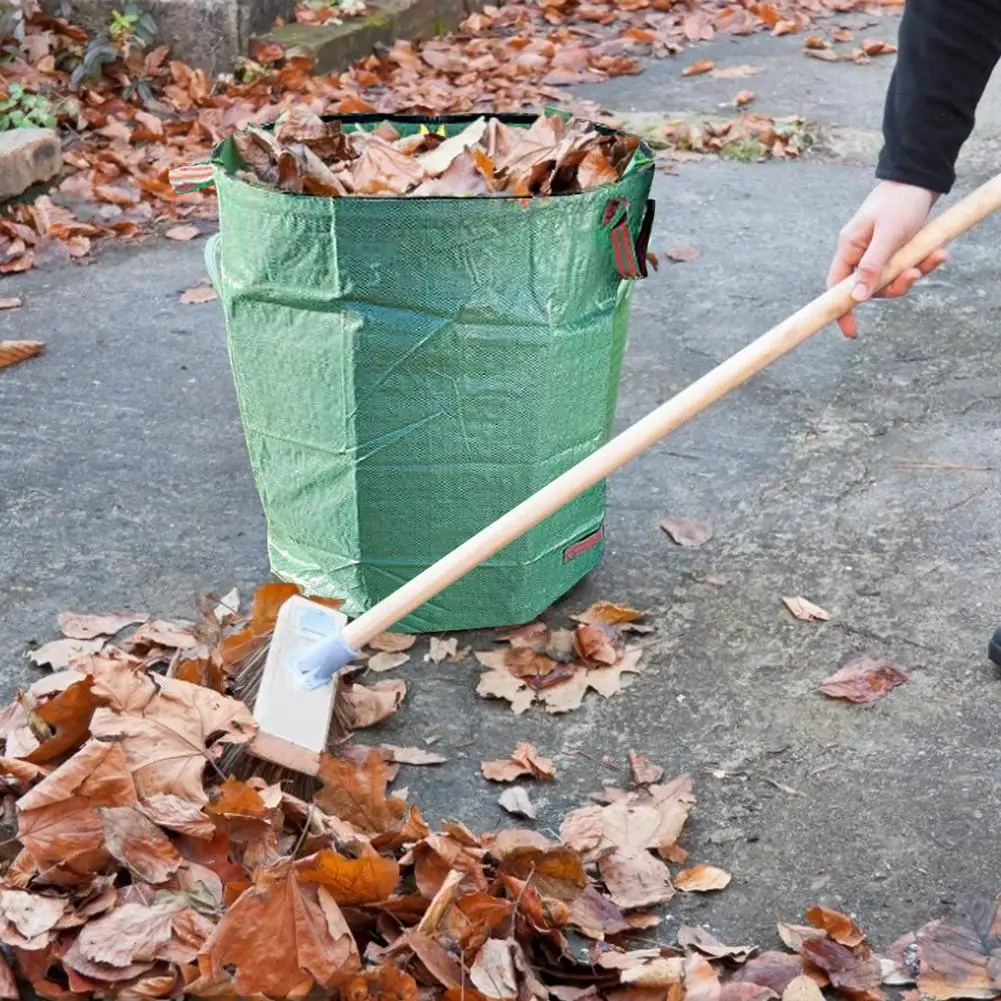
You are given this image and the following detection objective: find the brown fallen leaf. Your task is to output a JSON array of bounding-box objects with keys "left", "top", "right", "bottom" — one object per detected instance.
[
  {"left": 628, "top": 750, "right": 664, "bottom": 786},
  {"left": 573, "top": 601, "right": 645, "bottom": 626},
  {"left": 369, "top": 632, "right": 417, "bottom": 653},
  {"left": 470, "top": 938, "right": 518, "bottom": 999},
  {"left": 801, "top": 938, "right": 883, "bottom": 1001},
  {"left": 712, "top": 65, "right": 763, "bottom": 78},
  {"left": 917, "top": 900, "right": 1001, "bottom": 1000},
  {"left": 724, "top": 985, "right": 781, "bottom": 1001},
  {"left": 498, "top": 786, "right": 536, "bottom": 819},
  {"left": 0, "top": 298, "right": 22, "bottom": 310},
  {"left": 675, "top": 864, "right": 732, "bottom": 892},
  {"left": 88, "top": 675, "right": 254, "bottom": 805},
  {"left": 821, "top": 656, "right": 908, "bottom": 704},
  {"left": 661, "top": 516, "right": 713, "bottom": 546},
  {"left": 426, "top": 636, "right": 460, "bottom": 663},
  {"left": 734, "top": 952, "right": 807, "bottom": 994},
  {"left": 68, "top": 900, "right": 177, "bottom": 971},
  {"left": 783, "top": 596, "right": 830, "bottom": 622},
  {"left": 861, "top": 39, "right": 897, "bottom": 56},
  {"left": 805, "top": 47, "right": 839, "bottom": 61},
  {"left": 315, "top": 750, "right": 407, "bottom": 834},
  {"left": 367, "top": 652, "right": 410, "bottom": 673},
  {"left": 475, "top": 663, "right": 534, "bottom": 715},
  {"left": 295, "top": 846, "right": 400, "bottom": 905},
  {"left": 777, "top": 922, "right": 828, "bottom": 954},
  {"left": 804, "top": 35, "right": 829, "bottom": 49},
  {"left": 682, "top": 59, "right": 715, "bottom": 76},
  {"left": 734, "top": 90, "right": 757, "bottom": 107},
  {"left": 678, "top": 925, "right": 757, "bottom": 962},
  {"left": 180, "top": 286, "right": 217, "bottom": 304},
  {"left": 666, "top": 246, "right": 702, "bottom": 264},
  {"left": 482, "top": 741, "right": 555, "bottom": 782},
  {"left": 687, "top": 952, "right": 724, "bottom": 1001},
  {"left": 0, "top": 340, "right": 44, "bottom": 370},
  {"left": 28, "top": 636, "right": 105, "bottom": 669},
  {"left": 340, "top": 678, "right": 407, "bottom": 729},
  {"left": 783, "top": 976, "right": 826, "bottom": 1001},
  {"left": 165, "top": 224, "right": 200, "bottom": 241},
  {"left": 199, "top": 861, "right": 360, "bottom": 996},
  {"left": 58, "top": 611, "right": 149, "bottom": 640},
  {"left": 599, "top": 849, "right": 674, "bottom": 910},
  {"left": 806, "top": 906, "right": 865, "bottom": 947}
]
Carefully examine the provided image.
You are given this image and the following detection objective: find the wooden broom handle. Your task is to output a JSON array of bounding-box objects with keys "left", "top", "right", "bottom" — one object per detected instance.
[{"left": 343, "top": 174, "right": 1001, "bottom": 647}]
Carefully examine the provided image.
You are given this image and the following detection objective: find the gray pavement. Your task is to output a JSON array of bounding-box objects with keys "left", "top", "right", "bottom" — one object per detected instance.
[{"left": 5, "top": 10, "right": 1001, "bottom": 952}]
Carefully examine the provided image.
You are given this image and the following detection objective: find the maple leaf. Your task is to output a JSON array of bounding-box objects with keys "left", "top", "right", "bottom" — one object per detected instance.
[
  {"left": 199, "top": 860, "right": 361, "bottom": 997},
  {"left": 17, "top": 739, "right": 137, "bottom": 875},
  {"left": 295, "top": 846, "right": 400, "bottom": 905},
  {"left": 821, "top": 657, "right": 908, "bottom": 704},
  {"left": 315, "top": 750, "right": 407, "bottom": 834},
  {"left": 916, "top": 900, "right": 1001, "bottom": 1000},
  {"left": 24, "top": 677, "right": 104, "bottom": 764},
  {"left": 58, "top": 612, "right": 149, "bottom": 640},
  {"left": 99, "top": 805, "right": 182, "bottom": 883},
  {"left": 573, "top": 601, "right": 644, "bottom": 626},
  {"left": 89, "top": 674, "right": 254, "bottom": 806}
]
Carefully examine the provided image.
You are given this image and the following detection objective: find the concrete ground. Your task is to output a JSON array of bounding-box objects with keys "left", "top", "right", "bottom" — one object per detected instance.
[{"left": 4, "top": 9, "right": 1001, "bottom": 953}]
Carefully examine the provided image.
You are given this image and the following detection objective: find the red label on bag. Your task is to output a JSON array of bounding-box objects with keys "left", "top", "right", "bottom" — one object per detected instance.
[{"left": 563, "top": 526, "right": 604, "bottom": 562}]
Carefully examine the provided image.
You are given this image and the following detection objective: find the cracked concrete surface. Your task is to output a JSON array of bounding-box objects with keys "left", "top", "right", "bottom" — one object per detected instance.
[{"left": 4, "top": 8, "right": 1001, "bottom": 953}]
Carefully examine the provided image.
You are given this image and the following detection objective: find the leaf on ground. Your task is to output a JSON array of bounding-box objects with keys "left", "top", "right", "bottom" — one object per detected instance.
[
  {"left": 675, "top": 864, "right": 732, "bottom": 892},
  {"left": 861, "top": 39, "right": 897, "bottom": 56},
  {"left": 481, "top": 742, "right": 555, "bottom": 782},
  {"left": 180, "top": 286, "right": 217, "bottom": 304},
  {"left": 628, "top": 750, "right": 664, "bottom": 786},
  {"left": 916, "top": 900, "right": 1001, "bottom": 1000},
  {"left": 783, "top": 975, "right": 827, "bottom": 1001},
  {"left": 380, "top": 744, "right": 446, "bottom": 765},
  {"left": 666, "top": 247, "right": 703, "bottom": 264},
  {"left": 0, "top": 340, "right": 45, "bottom": 370},
  {"left": 199, "top": 862, "right": 360, "bottom": 996},
  {"left": 88, "top": 675, "right": 254, "bottom": 805},
  {"left": 734, "top": 90, "right": 757, "bottom": 107},
  {"left": 369, "top": 632, "right": 417, "bottom": 653},
  {"left": 498, "top": 786, "right": 536, "bottom": 819},
  {"left": 165, "top": 224, "right": 200, "bottom": 241},
  {"left": 295, "top": 846, "right": 400, "bottom": 905},
  {"left": 127, "top": 619, "right": 198, "bottom": 651},
  {"left": 679, "top": 925, "right": 757, "bottom": 962},
  {"left": 682, "top": 59, "right": 715, "bottom": 76},
  {"left": 801, "top": 938, "right": 884, "bottom": 1001},
  {"left": 475, "top": 662, "right": 534, "bottom": 715},
  {"left": 598, "top": 849, "right": 674, "bottom": 910},
  {"left": 25, "top": 676, "right": 104, "bottom": 764},
  {"left": 315, "top": 750, "right": 407, "bottom": 834},
  {"left": 367, "top": 651, "right": 411, "bottom": 673},
  {"left": 821, "top": 657, "right": 908, "bottom": 704},
  {"left": 778, "top": 922, "right": 828, "bottom": 954},
  {"left": 0, "top": 888, "right": 67, "bottom": 946},
  {"left": 806, "top": 906, "right": 865, "bottom": 947},
  {"left": 573, "top": 624, "right": 621, "bottom": 666},
  {"left": 724, "top": 984, "right": 780, "bottom": 1001},
  {"left": 805, "top": 46, "right": 839, "bottom": 61},
  {"left": 687, "top": 951, "right": 724, "bottom": 1001},
  {"left": 426, "top": 637, "right": 460, "bottom": 663},
  {"left": 28, "top": 637, "right": 105, "bottom": 669},
  {"left": 662, "top": 516, "right": 712, "bottom": 546},
  {"left": 139, "top": 793, "right": 215, "bottom": 838},
  {"left": 340, "top": 678, "right": 406, "bottom": 729},
  {"left": 573, "top": 601, "right": 645, "bottom": 626},
  {"left": 734, "top": 952, "right": 807, "bottom": 994},
  {"left": 782, "top": 597, "right": 830, "bottom": 622},
  {"left": 470, "top": 938, "right": 519, "bottom": 1000},
  {"left": 58, "top": 611, "right": 149, "bottom": 640},
  {"left": 17, "top": 739, "right": 137, "bottom": 873},
  {"left": 0, "top": 298, "right": 22, "bottom": 310}
]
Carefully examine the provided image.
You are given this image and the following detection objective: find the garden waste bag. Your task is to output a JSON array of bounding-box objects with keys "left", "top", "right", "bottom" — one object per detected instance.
[{"left": 195, "top": 113, "right": 655, "bottom": 633}]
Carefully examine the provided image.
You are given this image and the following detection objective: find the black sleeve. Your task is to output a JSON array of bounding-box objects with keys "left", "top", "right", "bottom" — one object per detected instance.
[{"left": 877, "top": 0, "right": 1001, "bottom": 194}]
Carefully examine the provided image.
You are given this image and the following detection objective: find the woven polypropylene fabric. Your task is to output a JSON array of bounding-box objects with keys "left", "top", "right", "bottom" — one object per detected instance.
[{"left": 210, "top": 114, "right": 655, "bottom": 632}]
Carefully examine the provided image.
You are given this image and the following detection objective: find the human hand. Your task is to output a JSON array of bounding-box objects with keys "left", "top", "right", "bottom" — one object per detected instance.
[{"left": 827, "top": 180, "right": 947, "bottom": 338}]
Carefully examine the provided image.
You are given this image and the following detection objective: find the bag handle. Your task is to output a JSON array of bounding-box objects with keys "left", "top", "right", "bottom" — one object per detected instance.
[
  {"left": 204, "top": 233, "right": 222, "bottom": 295},
  {"left": 602, "top": 197, "right": 655, "bottom": 280}
]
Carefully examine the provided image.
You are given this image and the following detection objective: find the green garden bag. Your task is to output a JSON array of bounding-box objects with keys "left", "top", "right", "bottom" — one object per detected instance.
[{"left": 191, "top": 113, "right": 655, "bottom": 632}]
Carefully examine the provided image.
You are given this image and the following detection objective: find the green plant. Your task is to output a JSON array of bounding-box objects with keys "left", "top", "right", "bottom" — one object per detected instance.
[
  {"left": 70, "top": 2, "right": 156, "bottom": 88},
  {"left": 720, "top": 136, "right": 766, "bottom": 162},
  {"left": 0, "top": 83, "right": 58, "bottom": 130}
]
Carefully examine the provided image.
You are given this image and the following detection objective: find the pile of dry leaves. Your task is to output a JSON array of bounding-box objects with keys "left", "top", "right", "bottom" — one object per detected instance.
[
  {"left": 235, "top": 110, "right": 640, "bottom": 197},
  {"left": 4, "top": 580, "right": 999, "bottom": 1000},
  {"left": 1, "top": 0, "right": 903, "bottom": 273}
]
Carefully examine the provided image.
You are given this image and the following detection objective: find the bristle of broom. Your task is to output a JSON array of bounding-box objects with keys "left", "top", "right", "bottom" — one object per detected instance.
[{"left": 219, "top": 631, "right": 354, "bottom": 801}]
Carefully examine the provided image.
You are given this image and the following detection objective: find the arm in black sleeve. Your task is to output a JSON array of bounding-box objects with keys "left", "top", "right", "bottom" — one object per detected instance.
[{"left": 877, "top": 0, "right": 1001, "bottom": 194}]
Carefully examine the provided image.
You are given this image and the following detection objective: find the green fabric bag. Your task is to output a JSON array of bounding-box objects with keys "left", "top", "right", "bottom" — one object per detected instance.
[{"left": 200, "top": 113, "right": 655, "bottom": 633}]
